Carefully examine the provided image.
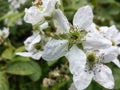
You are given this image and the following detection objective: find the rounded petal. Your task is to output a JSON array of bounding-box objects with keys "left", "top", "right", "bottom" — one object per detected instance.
[
  {"left": 24, "top": 6, "right": 43, "bottom": 25},
  {"left": 100, "top": 46, "right": 119, "bottom": 63},
  {"left": 53, "top": 9, "right": 70, "bottom": 34},
  {"left": 82, "top": 32, "right": 112, "bottom": 50},
  {"left": 42, "top": 39, "right": 68, "bottom": 61},
  {"left": 43, "top": 0, "right": 59, "bottom": 17},
  {"left": 65, "top": 45, "right": 86, "bottom": 75},
  {"left": 73, "top": 70, "right": 94, "bottom": 90},
  {"left": 93, "top": 64, "right": 114, "bottom": 89},
  {"left": 73, "top": 5, "right": 93, "bottom": 30},
  {"left": 107, "top": 25, "right": 118, "bottom": 39}
]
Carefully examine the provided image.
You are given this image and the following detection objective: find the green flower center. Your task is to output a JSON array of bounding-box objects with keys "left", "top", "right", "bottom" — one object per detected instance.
[
  {"left": 34, "top": 43, "right": 42, "bottom": 50},
  {"left": 112, "top": 40, "right": 115, "bottom": 46},
  {"left": 68, "top": 27, "right": 86, "bottom": 44},
  {"left": 87, "top": 52, "right": 96, "bottom": 63}
]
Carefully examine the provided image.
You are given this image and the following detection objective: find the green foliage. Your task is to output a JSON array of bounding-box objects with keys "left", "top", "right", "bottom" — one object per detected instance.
[
  {"left": 113, "top": 67, "right": 120, "bottom": 89},
  {"left": 0, "top": 0, "right": 9, "bottom": 17},
  {"left": 6, "top": 61, "right": 35, "bottom": 75},
  {"left": 0, "top": 72, "right": 9, "bottom": 90},
  {"left": 28, "top": 60, "right": 41, "bottom": 81}
]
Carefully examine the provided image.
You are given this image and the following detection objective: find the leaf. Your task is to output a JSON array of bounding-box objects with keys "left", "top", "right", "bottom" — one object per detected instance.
[
  {"left": 6, "top": 61, "right": 35, "bottom": 75},
  {"left": 0, "top": 72, "right": 9, "bottom": 90},
  {"left": 113, "top": 68, "right": 120, "bottom": 89},
  {"left": 1, "top": 48, "right": 14, "bottom": 60},
  {"left": 15, "top": 46, "right": 25, "bottom": 52},
  {"left": 47, "top": 60, "right": 58, "bottom": 67},
  {"left": 29, "top": 61, "right": 41, "bottom": 81},
  {"left": 12, "top": 56, "right": 31, "bottom": 62}
]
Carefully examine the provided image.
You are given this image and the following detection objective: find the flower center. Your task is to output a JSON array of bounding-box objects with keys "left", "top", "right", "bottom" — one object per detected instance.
[
  {"left": 111, "top": 40, "right": 115, "bottom": 46},
  {"left": 87, "top": 52, "right": 96, "bottom": 63},
  {"left": 68, "top": 26, "right": 86, "bottom": 44},
  {"left": 34, "top": 42, "right": 42, "bottom": 50}
]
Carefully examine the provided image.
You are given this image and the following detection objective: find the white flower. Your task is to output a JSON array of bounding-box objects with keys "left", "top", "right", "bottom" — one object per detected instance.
[
  {"left": 99, "top": 25, "right": 120, "bottom": 68},
  {"left": 0, "top": 27, "right": 9, "bottom": 44},
  {"left": 42, "top": 5, "right": 111, "bottom": 61},
  {"left": 24, "top": 0, "right": 60, "bottom": 25},
  {"left": 8, "top": 0, "right": 26, "bottom": 9},
  {"left": 65, "top": 45, "right": 115, "bottom": 90},
  {"left": 1, "top": 27, "right": 9, "bottom": 38},
  {"left": 16, "top": 31, "right": 42, "bottom": 60}
]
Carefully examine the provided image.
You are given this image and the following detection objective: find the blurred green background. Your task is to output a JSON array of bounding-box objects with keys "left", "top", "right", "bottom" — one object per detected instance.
[{"left": 0, "top": 0, "right": 120, "bottom": 90}]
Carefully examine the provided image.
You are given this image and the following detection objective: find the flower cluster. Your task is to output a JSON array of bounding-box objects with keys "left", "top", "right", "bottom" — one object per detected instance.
[{"left": 16, "top": 0, "right": 120, "bottom": 90}]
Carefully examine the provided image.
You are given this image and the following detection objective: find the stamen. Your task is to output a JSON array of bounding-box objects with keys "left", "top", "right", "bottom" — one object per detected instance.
[{"left": 68, "top": 26, "right": 86, "bottom": 44}]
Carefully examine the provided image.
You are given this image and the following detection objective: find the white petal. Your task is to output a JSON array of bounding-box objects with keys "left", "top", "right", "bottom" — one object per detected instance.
[
  {"left": 112, "top": 59, "right": 120, "bottom": 68},
  {"left": 43, "top": 0, "right": 56, "bottom": 17},
  {"left": 100, "top": 46, "right": 119, "bottom": 63},
  {"left": 42, "top": 39, "right": 68, "bottom": 61},
  {"left": 69, "top": 83, "right": 77, "bottom": 90},
  {"left": 119, "top": 48, "right": 120, "bottom": 54},
  {"left": 24, "top": 6, "right": 43, "bottom": 25},
  {"left": 106, "top": 25, "right": 118, "bottom": 39},
  {"left": 24, "top": 31, "right": 41, "bottom": 51},
  {"left": 16, "top": 52, "right": 32, "bottom": 57},
  {"left": 93, "top": 64, "right": 114, "bottom": 89},
  {"left": 39, "top": 21, "right": 48, "bottom": 30},
  {"left": 99, "top": 26, "right": 109, "bottom": 35},
  {"left": 114, "top": 33, "right": 120, "bottom": 45},
  {"left": 2, "top": 27, "right": 9, "bottom": 38},
  {"left": 53, "top": 9, "right": 70, "bottom": 34},
  {"left": 16, "top": 51, "right": 42, "bottom": 60},
  {"left": 65, "top": 45, "right": 86, "bottom": 75},
  {"left": 31, "top": 51, "right": 42, "bottom": 60},
  {"left": 73, "top": 5, "right": 93, "bottom": 29},
  {"left": 73, "top": 70, "right": 94, "bottom": 90},
  {"left": 82, "top": 32, "right": 112, "bottom": 50}
]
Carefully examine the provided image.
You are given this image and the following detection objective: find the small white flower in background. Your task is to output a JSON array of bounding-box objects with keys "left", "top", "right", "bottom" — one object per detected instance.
[
  {"left": 0, "top": 27, "right": 9, "bottom": 45},
  {"left": 65, "top": 45, "right": 115, "bottom": 90},
  {"left": 24, "top": 0, "right": 61, "bottom": 25},
  {"left": 42, "top": 5, "right": 111, "bottom": 61},
  {"left": 99, "top": 25, "right": 120, "bottom": 68},
  {"left": 8, "top": 0, "right": 26, "bottom": 9},
  {"left": 16, "top": 31, "right": 42, "bottom": 60}
]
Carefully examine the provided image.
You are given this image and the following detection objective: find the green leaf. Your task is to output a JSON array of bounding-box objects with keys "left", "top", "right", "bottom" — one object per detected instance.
[
  {"left": 0, "top": 72, "right": 9, "bottom": 90},
  {"left": 113, "top": 68, "right": 120, "bottom": 89},
  {"left": 1, "top": 48, "right": 14, "bottom": 60},
  {"left": 47, "top": 60, "right": 58, "bottom": 67},
  {"left": 12, "top": 56, "right": 31, "bottom": 62},
  {"left": 29, "top": 61, "right": 41, "bottom": 81},
  {"left": 6, "top": 61, "right": 35, "bottom": 75},
  {"left": 15, "top": 46, "right": 25, "bottom": 52}
]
